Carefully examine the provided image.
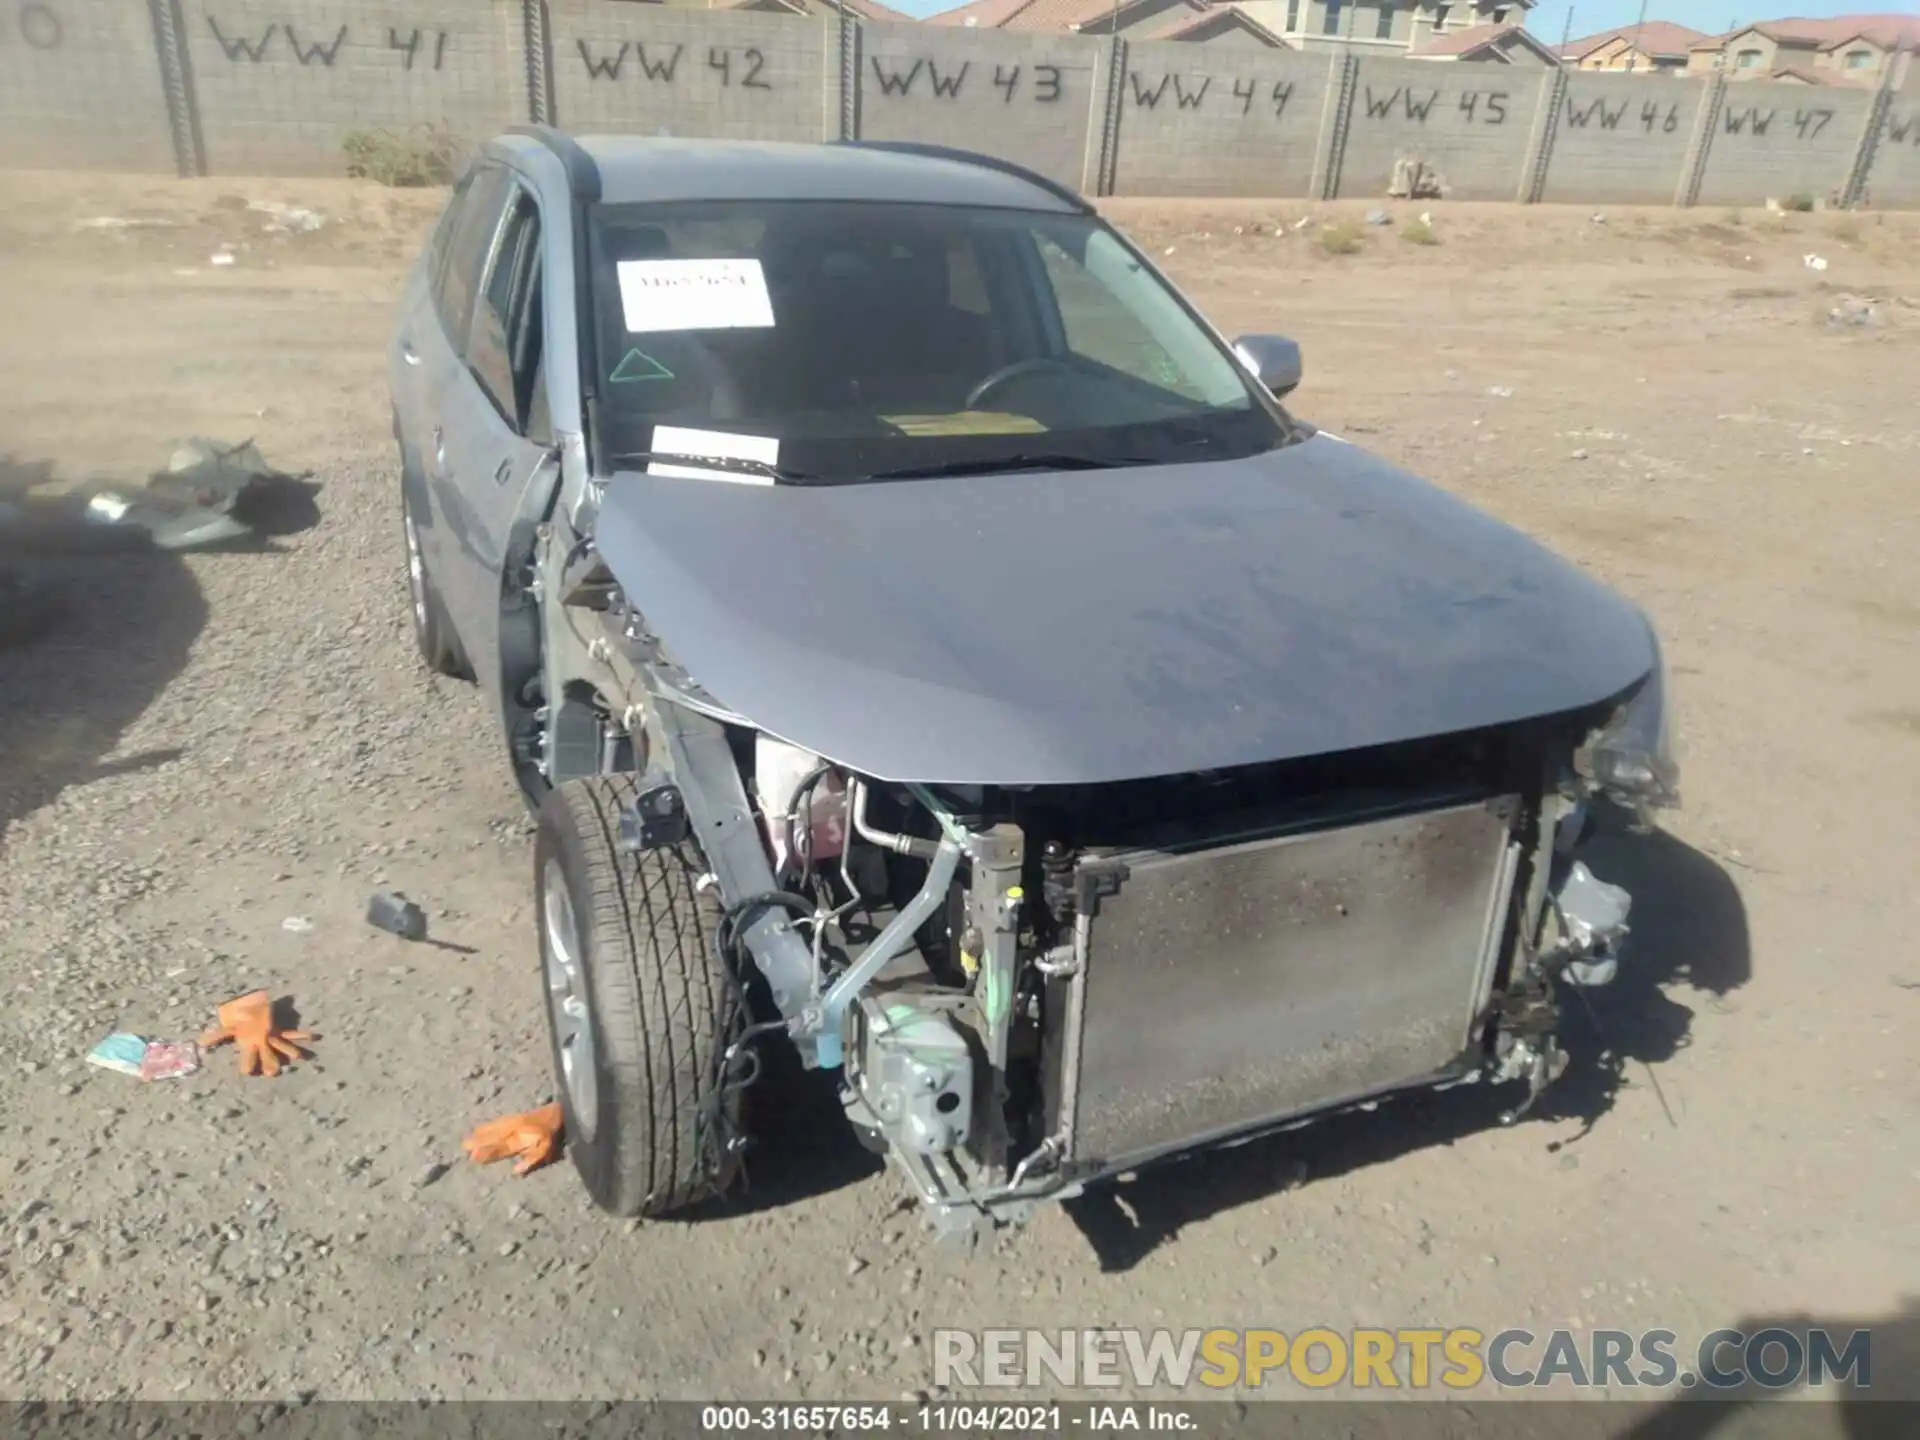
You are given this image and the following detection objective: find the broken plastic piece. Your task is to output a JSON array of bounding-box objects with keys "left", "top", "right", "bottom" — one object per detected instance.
[
  {"left": 86, "top": 1032, "right": 150, "bottom": 1077},
  {"left": 462, "top": 1103, "right": 565, "bottom": 1177},
  {"left": 86, "top": 492, "right": 134, "bottom": 524},
  {"left": 139, "top": 1040, "right": 202, "bottom": 1082},
  {"left": 1555, "top": 861, "right": 1632, "bottom": 989},
  {"left": 199, "top": 990, "right": 314, "bottom": 1078},
  {"left": 366, "top": 891, "right": 427, "bottom": 941},
  {"left": 148, "top": 508, "right": 251, "bottom": 552}
]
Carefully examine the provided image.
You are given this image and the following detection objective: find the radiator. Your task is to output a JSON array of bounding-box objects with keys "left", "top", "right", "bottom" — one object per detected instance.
[{"left": 1054, "top": 794, "right": 1523, "bottom": 1173}]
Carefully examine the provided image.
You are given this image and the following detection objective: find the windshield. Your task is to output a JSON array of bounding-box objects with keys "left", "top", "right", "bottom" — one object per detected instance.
[{"left": 585, "top": 199, "right": 1285, "bottom": 484}]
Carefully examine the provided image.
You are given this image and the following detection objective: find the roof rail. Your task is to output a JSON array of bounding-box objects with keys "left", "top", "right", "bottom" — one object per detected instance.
[
  {"left": 506, "top": 124, "right": 602, "bottom": 202},
  {"left": 831, "top": 140, "right": 1092, "bottom": 214}
]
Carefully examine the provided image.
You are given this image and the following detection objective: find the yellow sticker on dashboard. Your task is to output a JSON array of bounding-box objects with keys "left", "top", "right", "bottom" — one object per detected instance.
[{"left": 883, "top": 411, "right": 1049, "bottom": 437}]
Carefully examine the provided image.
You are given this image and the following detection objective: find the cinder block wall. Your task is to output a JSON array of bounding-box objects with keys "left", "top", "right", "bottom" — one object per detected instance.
[
  {"left": 1109, "top": 42, "right": 1330, "bottom": 198},
  {"left": 1865, "top": 95, "right": 1920, "bottom": 206},
  {"left": 1539, "top": 74, "right": 1698, "bottom": 205},
  {"left": 1331, "top": 56, "right": 1548, "bottom": 202},
  {"left": 0, "top": 0, "right": 1916, "bottom": 209},
  {"left": 1692, "top": 82, "right": 1876, "bottom": 206},
  {"left": 184, "top": 0, "right": 525, "bottom": 176},
  {"left": 854, "top": 22, "right": 1108, "bottom": 192},
  {"left": 549, "top": 2, "right": 829, "bottom": 143},
  {"left": 0, "top": 0, "right": 176, "bottom": 172}
]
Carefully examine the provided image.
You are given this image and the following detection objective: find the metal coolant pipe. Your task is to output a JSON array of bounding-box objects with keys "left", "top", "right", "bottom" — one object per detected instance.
[
  {"left": 814, "top": 837, "right": 962, "bottom": 1067},
  {"left": 849, "top": 778, "right": 939, "bottom": 859},
  {"left": 813, "top": 783, "right": 968, "bottom": 1067}
]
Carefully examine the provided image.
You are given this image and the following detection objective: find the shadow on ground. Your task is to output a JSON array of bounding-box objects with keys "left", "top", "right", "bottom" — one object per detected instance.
[
  {"left": 1621, "top": 1295, "right": 1918, "bottom": 1436},
  {"left": 0, "top": 455, "right": 207, "bottom": 849},
  {"left": 1063, "top": 810, "right": 1752, "bottom": 1271},
  {"left": 685, "top": 1030, "right": 886, "bottom": 1223}
]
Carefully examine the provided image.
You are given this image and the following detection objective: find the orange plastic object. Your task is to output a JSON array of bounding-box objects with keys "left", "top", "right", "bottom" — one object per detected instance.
[{"left": 461, "top": 1103, "right": 564, "bottom": 1177}]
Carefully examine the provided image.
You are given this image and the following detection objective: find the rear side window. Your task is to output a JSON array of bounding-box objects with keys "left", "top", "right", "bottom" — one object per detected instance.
[
  {"left": 432, "top": 164, "right": 512, "bottom": 352},
  {"left": 469, "top": 188, "right": 548, "bottom": 438}
]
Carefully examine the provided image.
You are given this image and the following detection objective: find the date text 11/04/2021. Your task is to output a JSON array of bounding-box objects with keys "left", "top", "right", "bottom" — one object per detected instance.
[{"left": 700, "top": 1406, "right": 1190, "bottom": 1432}]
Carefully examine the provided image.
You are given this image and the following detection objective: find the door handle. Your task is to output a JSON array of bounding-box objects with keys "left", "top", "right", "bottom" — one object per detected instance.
[
  {"left": 493, "top": 457, "right": 515, "bottom": 486},
  {"left": 432, "top": 428, "right": 446, "bottom": 469},
  {"left": 400, "top": 342, "right": 420, "bottom": 367}
]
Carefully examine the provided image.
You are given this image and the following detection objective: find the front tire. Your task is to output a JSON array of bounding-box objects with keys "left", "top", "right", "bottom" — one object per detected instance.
[{"left": 535, "top": 774, "right": 745, "bottom": 1217}]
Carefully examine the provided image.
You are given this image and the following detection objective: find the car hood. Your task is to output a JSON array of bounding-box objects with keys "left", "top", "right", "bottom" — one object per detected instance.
[{"left": 591, "top": 434, "right": 1656, "bottom": 785}]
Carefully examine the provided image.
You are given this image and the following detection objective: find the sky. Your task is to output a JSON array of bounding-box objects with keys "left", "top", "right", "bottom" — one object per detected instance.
[
  {"left": 887, "top": 0, "right": 1910, "bottom": 46},
  {"left": 1524, "top": 0, "right": 1898, "bottom": 45}
]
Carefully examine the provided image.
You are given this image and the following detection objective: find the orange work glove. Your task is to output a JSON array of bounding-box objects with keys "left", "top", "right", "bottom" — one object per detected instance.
[
  {"left": 462, "top": 1103, "right": 564, "bottom": 1177},
  {"left": 198, "top": 989, "right": 314, "bottom": 1077}
]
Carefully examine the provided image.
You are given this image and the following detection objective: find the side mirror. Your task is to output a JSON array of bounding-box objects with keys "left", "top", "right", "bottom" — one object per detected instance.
[{"left": 1232, "top": 334, "right": 1302, "bottom": 399}]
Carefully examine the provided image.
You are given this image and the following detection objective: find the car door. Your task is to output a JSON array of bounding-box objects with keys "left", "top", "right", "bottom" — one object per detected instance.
[
  {"left": 433, "top": 176, "right": 561, "bottom": 718},
  {"left": 412, "top": 162, "right": 514, "bottom": 638},
  {"left": 390, "top": 167, "right": 474, "bottom": 485}
]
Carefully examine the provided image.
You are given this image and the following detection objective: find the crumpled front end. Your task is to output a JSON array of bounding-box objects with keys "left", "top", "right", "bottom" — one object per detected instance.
[{"left": 734, "top": 711, "right": 1662, "bottom": 1233}]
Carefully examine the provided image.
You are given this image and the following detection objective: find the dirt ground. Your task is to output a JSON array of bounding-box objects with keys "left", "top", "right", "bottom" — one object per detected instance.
[{"left": 1, "top": 170, "right": 1917, "bottom": 1418}]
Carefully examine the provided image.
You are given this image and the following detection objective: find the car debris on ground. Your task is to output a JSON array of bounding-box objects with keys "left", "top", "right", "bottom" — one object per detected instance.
[
  {"left": 81, "top": 436, "right": 313, "bottom": 552},
  {"left": 246, "top": 200, "right": 327, "bottom": 235},
  {"left": 198, "top": 990, "right": 314, "bottom": 1078},
  {"left": 366, "top": 891, "right": 428, "bottom": 942},
  {"left": 462, "top": 1104, "right": 565, "bottom": 1177},
  {"left": 83, "top": 1033, "right": 202, "bottom": 1081},
  {"left": 138, "top": 1041, "right": 202, "bottom": 1082},
  {"left": 1826, "top": 295, "right": 1881, "bottom": 328}
]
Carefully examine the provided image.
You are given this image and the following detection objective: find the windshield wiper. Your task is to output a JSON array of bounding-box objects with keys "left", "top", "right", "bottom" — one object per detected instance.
[
  {"left": 864, "top": 453, "right": 1158, "bottom": 482},
  {"left": 606, "top": 451, "right": 817, "bottom": 485}
]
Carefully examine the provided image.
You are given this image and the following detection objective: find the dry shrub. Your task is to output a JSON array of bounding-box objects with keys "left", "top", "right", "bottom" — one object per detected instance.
[
  {"left": 1316, "top": 221, "right": 1366, "bottom": 256},
  {"left": 342, "top": 125, "right": 460, "bottom": 188}
]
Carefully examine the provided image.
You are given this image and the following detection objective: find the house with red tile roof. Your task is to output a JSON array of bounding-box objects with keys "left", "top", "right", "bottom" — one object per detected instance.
[
  {"left": 736, "top": 0, "right": 914, "bottom": 18},
  {"left": 1559, "top": 21, "right": 1709, "bottom": 71},
  {"left": 1409, "top": 19, "right": 1561, "bottom": 62},
  {"left": 1681, "top": 14, "right": 1919, "bottom": 87},
  {"left": 925, "top": 0, "right": 1283, "bottom": 46},
  {"left": 928, "top": 0, "right": 1539, "bottom": 56}
]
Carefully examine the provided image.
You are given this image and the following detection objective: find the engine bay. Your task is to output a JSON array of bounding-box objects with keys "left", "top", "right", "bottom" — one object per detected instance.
[{"left": 711, "top": 708, "right": 1630, "bottom": 1232}]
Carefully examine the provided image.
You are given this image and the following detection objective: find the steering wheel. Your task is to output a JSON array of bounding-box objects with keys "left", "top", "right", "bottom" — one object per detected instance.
[{"left": 965, "top": 356, "right": 1077, "bottom": 411}]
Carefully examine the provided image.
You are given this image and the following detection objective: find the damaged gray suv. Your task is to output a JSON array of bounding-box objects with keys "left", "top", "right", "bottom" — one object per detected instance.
[{"left": 389, "top": 127, "right": 1678, "bottom": 1235}]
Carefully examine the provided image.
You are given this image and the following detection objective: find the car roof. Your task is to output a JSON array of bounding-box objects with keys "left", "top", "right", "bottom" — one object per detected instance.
[{"left": 492, "top": 131, "right": 1088, "bottom": 215}]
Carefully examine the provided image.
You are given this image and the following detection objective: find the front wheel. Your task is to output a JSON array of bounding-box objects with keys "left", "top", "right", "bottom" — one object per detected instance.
[{"left": 535, "top": 774, "right": 746, "bottom": 1217}]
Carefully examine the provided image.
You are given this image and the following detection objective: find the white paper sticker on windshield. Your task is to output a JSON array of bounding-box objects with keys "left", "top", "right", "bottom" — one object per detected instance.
[
  {"left": 648, "top": 426, "right": 779, "bottom": 484},
  {"left": 617, "top": 258, "right": 775, "bottom": 334}
]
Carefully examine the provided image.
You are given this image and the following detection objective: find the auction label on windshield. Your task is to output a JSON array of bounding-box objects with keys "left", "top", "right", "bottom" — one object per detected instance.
[{"left": 618, "top": 258, "right": 775, "bottom": 334}]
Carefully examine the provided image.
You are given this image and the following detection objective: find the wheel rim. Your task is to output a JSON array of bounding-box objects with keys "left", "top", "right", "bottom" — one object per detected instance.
[
  {"left": 542, "top": 860, "right": 598, "bottom": 1140},
  {"left": 402, "top": 505, "right": 429, "bottom": 635}
]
